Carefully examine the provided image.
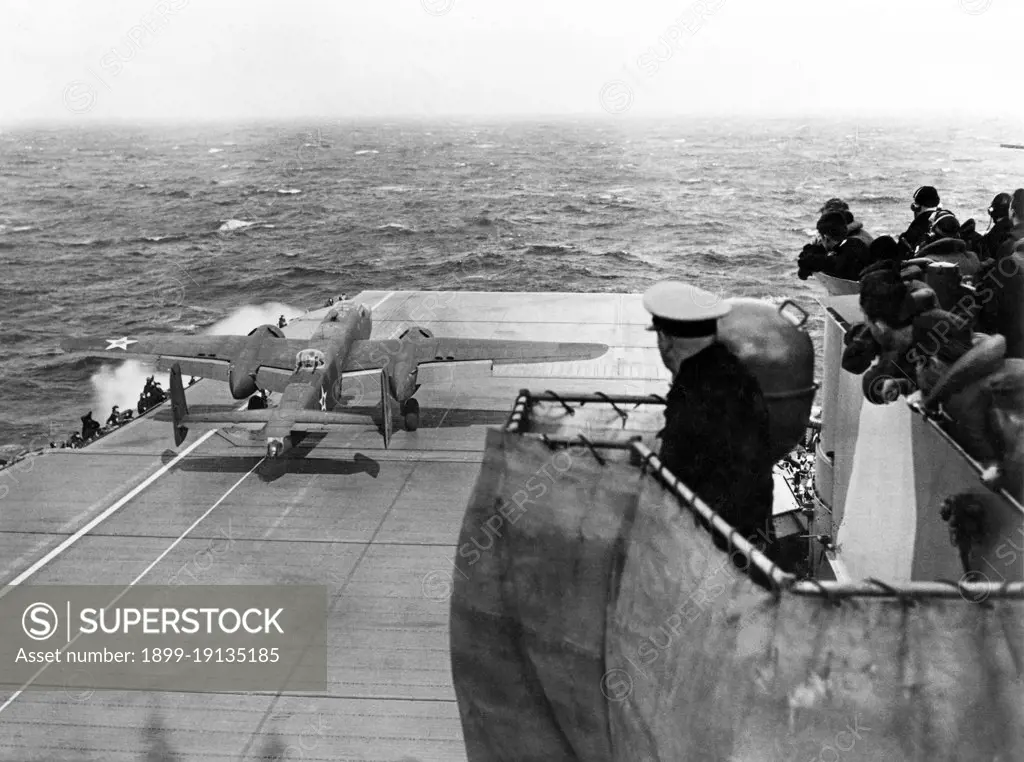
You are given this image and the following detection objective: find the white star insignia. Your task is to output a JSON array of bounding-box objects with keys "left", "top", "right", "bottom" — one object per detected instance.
[
  {"left": 105, "top": 337, "right": 137, "bottom": 351},
  {"left": 319, "top": 388, "right": 328, "bottom": 411}
]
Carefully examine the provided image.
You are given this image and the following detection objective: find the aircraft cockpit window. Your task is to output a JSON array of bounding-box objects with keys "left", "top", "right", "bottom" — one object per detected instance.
[{"left": 296, "top": 348, "right": 326, "bottom": 371}]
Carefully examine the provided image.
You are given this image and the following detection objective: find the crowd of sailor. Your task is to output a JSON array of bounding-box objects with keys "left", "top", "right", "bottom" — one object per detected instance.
[
  {"left": 48, "top": 375, "right": 197, "bottom": 449},
  {"left": 799, "top": 187, "right": 1023, "bottom": 496},
  {"left": 797, "top": 186, "right": 1023, "bottom": 281}
]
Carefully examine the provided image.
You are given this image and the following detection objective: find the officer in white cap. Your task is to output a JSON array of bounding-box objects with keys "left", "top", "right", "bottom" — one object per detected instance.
[{"left": 644, "top": 281, "right": 775, "bottom": 552}]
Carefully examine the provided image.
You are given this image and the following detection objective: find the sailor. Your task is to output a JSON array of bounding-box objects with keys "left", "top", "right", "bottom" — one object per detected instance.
[
  {"left": 278, "top": 315, "right": 287, "bottom": 328},
  {"left": 819, "top": 197, "right": 848, "bottom": 215},
  {"left": 139, "top": 375, "right": 161, "bottom": 412},
  {"left": 899, "top": 186, "right": 958, "bottom": 255},
  {"left": 994, "top": 189, "right": 1024, "bottom": 261},
  {"left": 81, "top": 412, "right": 100, "bottom": 441},
  {"left": 981, "top": 192, "right": 1014, "bottom": 260},
  {"left": 976, "top": 249, "right": 1024, "bottom": 360},
  {"left": 916, "top": 210, "right": 981, "bottom": 277},
  {"left": 797, "top": 211, "right": 872, "bottom": 281},
  {"left": 106, "top": 406, "right": 120, "bottom": 426},
  {"left": 819, "top": 198, "right": 873, "bottom": 247},
  {"left": 644, "top": 281, "right": 775, "bottom": 554}
]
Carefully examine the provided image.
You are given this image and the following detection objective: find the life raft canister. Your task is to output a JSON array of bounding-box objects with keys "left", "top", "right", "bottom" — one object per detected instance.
[{"left": 716, "top": 298, "right": 817, "bottom": 463}]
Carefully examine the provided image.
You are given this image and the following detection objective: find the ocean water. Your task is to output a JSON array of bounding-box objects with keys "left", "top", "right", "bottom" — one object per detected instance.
[{"left": 1, "top": 116, "right": 1021, "bottom": 448}]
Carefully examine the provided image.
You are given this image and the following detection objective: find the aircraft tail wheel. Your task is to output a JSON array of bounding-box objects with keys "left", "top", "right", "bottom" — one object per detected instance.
[{"left": 402, "top": 398, "right": 420, "bottom": 431}]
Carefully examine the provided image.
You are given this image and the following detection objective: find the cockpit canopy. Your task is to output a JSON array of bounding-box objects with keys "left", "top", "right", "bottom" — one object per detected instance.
[
  {"left": 325, "top": 302, "right": 370, "bottom": 322},
  {"left": 295, "top": 348, "right": 326, "bottom": 371}
]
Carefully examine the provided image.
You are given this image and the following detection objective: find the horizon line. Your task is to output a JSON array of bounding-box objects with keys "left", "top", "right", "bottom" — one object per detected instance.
[{"left": 3, "top": 111, "right": 1022, "bottom": 130}]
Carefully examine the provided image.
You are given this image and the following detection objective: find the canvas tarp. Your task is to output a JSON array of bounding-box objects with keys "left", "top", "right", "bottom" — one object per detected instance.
[
  {"left": 450, "top": 430, "right": 1024, "bottom": 762},
  {"left": 449, "top": 429, "right": 637, "bottom": 762}
]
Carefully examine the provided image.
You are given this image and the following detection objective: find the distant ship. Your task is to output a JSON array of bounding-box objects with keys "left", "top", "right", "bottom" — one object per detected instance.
[{"left": 1000, "top": 143, "right": 1024, "bottom": 149}]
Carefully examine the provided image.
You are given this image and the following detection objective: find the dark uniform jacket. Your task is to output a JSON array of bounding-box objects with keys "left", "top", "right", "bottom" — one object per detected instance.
[
  {"left": 658, "top": 343, "right": 774, "bottom": 546},
  {"left": 976, "top": 252, "right": 1024, "bottom": 360},
  {"left": 847, "top": 220, "right": 874, "bottom": 247},
  {"left": 995, "top": 222, "right": 1024, "bottom": 262},
  {"left": 916, "top": 237, "right": 981, "bottom": 277},
  {"left": 958, "top": 219, "right": 984, "bottom": 255},
  {"left": 899, "top": 209, "right": 959, "bottom": 255},
  {"left": 980, "top": 217, "right": 1013, "bottom": 261},
  {"left": 797, "top": 236, "right": 873, "bottom": 281},
  {"left": 899, "top": 210, "right": 934, "bottom": 254}
]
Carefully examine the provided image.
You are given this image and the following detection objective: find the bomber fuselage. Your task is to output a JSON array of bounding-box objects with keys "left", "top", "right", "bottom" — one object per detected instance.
[{"left": 264, "top": 302, "right": 372, "bottom": 455}]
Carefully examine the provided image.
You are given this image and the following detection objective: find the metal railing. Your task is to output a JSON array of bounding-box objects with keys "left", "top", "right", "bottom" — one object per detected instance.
[{"left": 504, "top": 389, "right": 1024, "bottom": 602}]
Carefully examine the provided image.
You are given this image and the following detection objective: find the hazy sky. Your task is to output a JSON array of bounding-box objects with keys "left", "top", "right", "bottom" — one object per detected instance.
[{"left": 3, "top": 0, "right": 1022, "bottom": 123}]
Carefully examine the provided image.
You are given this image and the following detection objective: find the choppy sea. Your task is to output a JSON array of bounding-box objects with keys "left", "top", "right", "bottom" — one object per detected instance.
[{"left": 1, "top": 116, "right": 1021, "bottom": 448}]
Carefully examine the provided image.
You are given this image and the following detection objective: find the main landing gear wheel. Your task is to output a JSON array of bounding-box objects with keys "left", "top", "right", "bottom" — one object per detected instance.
[{"left": 402, "top": 399, "right": 420, "bottom": 431}]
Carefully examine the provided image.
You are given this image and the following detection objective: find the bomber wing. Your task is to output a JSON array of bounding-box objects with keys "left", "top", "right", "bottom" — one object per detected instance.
[
  {"left": 342, "top": 337, "right": 609, "bottom": 371},
  {"left": 59, "top": 334, "right": 326, "bottom": 385},
  {"left": 59, "top": 335, "right": 248, "bottom": 382}
]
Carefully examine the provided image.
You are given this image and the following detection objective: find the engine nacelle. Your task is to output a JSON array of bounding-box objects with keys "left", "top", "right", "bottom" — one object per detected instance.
[
  {"left": 228, "top": 367, "right": 258, "bottom": 399},
  {"left": 388, "top": 357, "right": 420, "bottom": 402},
  {"left": 228, "top": 324, "right": 283, "bottom": 399},
  {"left": 248, "top": 324, "right": 286, "bottom": 339}
]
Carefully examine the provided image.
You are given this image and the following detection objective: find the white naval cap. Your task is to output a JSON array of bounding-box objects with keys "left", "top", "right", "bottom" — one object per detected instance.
[{"left": 642, "top": 281, "right": 730, "bottom": 337}]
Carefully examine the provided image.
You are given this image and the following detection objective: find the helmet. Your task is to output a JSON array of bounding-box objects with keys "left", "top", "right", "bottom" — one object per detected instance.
[
  {"left": 716, "top": 298, "right": 817, "bottom": 463},
  {"left": 989, "top": 193, "right": 1011, "bottom": 219}
]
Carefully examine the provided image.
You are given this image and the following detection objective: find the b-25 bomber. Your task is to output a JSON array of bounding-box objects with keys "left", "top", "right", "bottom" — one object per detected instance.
[{"left": 60, "top": 299, "right": 609, "bottom": 456}]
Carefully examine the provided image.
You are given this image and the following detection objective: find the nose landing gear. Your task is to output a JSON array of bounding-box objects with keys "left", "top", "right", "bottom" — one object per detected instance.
[{"left": 248, "top": 391, "right": 269, "bottom": 410}]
